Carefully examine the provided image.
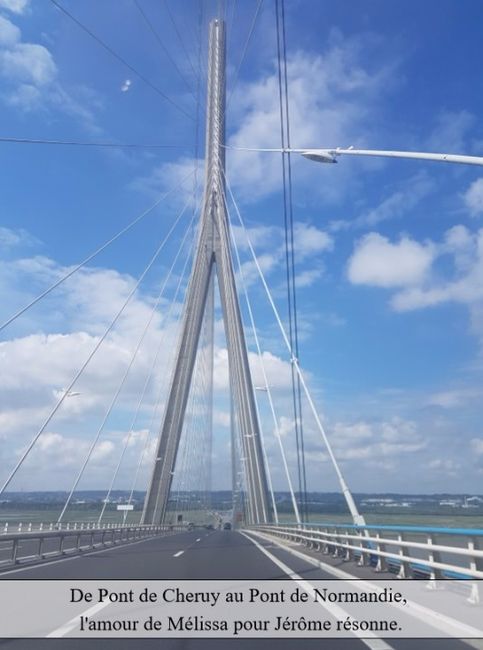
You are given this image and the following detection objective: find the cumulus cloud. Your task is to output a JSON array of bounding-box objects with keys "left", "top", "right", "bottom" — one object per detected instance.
[
  {"left": 426, "top": 109, "right": 476, "bottom": 153},
  {"left": 226, "top": 36, "right": 394, "bottom": 204},
  {"left": 1, "top": 42, "right": 56, "bottom": 86},
  {"left": 464, "top": 178, "right": 483, "bottom": 217},
  {"left": 0, "top": 225, "right": 38, "bottom": 249},
  {"left": 130, "top": 156, "right": 203, "bottom": 208},
  {"left": 0, "top": 12, "right": 102, "bottom": 131},
  {"left": 346, "top": 224, "right": 483, "bottom": 329},
  {"left": 263, "top": 413, "right": 428, "bottom": 491},
  {"left": 471, "top": 439, "right": 483, "bottom": 455},
  {"left": 0, "top": 0, "right": 29, "bottom": 13},
  {"left": 392, "top": 227, "right": 483, "bottom": 312},
  {"left": 427, "top": 388, "right": 482, "bottom": 409},
  {"left": 135, "top": 32, "right": 394, "bottom": 208},
  {"left": 355, "top": 172, "right": 434, "bottom": 229},
  {"left": 347, "top": 232, "right": 435, "bottom": 288},
  {"left": 230, "top": 219, "right": 333, "bottom": 292}
]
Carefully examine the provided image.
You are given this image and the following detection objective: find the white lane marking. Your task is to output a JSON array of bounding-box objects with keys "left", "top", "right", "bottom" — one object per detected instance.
[
  {"left": 246, "top": 530, "right": 482, "bottom": 642},
  {"left": 241, "top": 532, "right": 394, "bottom": 650},
  {"left": 46, "top": 531, "right": 215, "bottom": 637},
  {"left": 47, "top": 600, "right": 110, "bottom": 638}
]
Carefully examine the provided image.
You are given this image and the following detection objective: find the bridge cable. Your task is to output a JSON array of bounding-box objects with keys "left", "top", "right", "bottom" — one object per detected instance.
[
  {"left": 124, "top": 229, "right": 197, "bottom": 522},
  {"left": 219, "top": 183, "right": 278, "bottom": 522},
  {"left": 0, "top": 198, "right": 190, "bottom": 499},
  {"left": 158, "top": 272, "right": 213, "bottom": 523},
  {"left": 226, "top": 200, "right": 282, "bottom": 523},
  {"left": 223, "top": 186, "right": 300, "bottom": 524},
  {"left": 163, "top": 0, "right": 200, "bottom": 84},
  {"left": 0, "top": 170, "right": 194, "bottom": 335},
  {"left": 49, "top": 0, "right": 194, "bottom": 121},
  {"left": 227, "top": 0, "right": 238, "bottom": 44},
  {"left": 56, "top": 199, "right": 193, "bottom": 523},
  {"left": 216, "top": 198, "right": 265, "bottom": 524},
  {"left": 174, "top": 290, "right": 213, "bottom": 523},
  {"left": 192, "top": 0, "right": 205, "bottom": 232},
  {"left": 97, "top": 209, "right": 197, "bottom": 525},
  {"left": 226, "top": 0, "right": 264, "bottom": 108},
  {"left": 133, "top": 0, "right": 198, "bottom": 103},
  {"left": 281, "top": 0, "right": 308, "bottom": 525},
  {"left": 275, "top": 0, "right": 308, "bottom": 522},
  {"left": 223, "top": 172, "right": 365, "bottom": 526},
  {"left": 0, "top": 137, "right": 189, "bottom": 149}
]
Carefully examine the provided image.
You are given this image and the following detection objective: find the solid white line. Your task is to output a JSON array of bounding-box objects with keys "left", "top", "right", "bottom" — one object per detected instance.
[
  {"left": 245, "top": 530, "right": 483, "bottom": 641},
  {"left": 47, "top": 600, "right": 109, "bottom": 638},
  {"left": 240, "top": 532, "right": 395, "bottom": 650},
  {"left": 173, "top": 551, "right": 184, "bottom": 557}
]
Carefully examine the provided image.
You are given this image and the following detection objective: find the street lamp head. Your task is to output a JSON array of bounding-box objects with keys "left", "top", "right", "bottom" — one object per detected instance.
[{"left": 301, "top": 150, "right": 337, "bottom": 164}]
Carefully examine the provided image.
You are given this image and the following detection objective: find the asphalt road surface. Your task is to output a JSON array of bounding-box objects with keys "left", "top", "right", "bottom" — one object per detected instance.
[{"left": 0, "top": 529, "right": 479, "bottom": 650}]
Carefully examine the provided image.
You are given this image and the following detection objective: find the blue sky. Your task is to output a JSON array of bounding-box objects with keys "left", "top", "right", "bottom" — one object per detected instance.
[{"left": 0, "top": 0, "right": 483, "bottom": 498}]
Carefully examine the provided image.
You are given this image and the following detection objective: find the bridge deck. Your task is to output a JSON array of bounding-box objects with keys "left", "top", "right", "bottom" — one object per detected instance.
[{"left": 0, "top": 530, "right": 477, "bottom": 650}]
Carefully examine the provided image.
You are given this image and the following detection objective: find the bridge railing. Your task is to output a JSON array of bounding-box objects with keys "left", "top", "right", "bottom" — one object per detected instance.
[
  {"left": 1, "top": 521, "right": 163, "bottom": 534},
  {"left": 0, "top": 524, "right": 186, "bottom": 568},
  {"left": 251, "top": 523, "right": 483, "bottom": 582}
]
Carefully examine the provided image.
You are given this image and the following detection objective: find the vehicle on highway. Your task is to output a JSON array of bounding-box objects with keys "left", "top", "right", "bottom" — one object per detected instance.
[{"left": 223, "top": 522, "right": 232, "bottom": 530}]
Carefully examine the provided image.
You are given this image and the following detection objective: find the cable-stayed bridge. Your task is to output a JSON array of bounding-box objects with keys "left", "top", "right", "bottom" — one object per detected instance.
[{"left": 1, "top": 3, "right": 483, "bottom": 648}]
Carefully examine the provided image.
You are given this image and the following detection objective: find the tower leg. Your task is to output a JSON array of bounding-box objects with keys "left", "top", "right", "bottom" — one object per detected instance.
[{"left": 142, "top": 18, "right": 271, "bottom": 525}]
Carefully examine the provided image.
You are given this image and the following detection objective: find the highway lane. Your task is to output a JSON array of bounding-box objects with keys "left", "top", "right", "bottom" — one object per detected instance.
[{"left": 0, "top": 529, "right": 479, "bottom": 650}]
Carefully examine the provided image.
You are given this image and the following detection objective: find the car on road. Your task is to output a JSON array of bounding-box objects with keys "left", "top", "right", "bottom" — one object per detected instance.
[{"left": 223, "top": 522, "right": 232, "bottom": 530}]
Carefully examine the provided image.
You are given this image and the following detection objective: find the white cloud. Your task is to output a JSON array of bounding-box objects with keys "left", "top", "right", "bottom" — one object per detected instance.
[
  {"left": 0, "top": 225, "right": 37, "bottom": 249},
  {"left": 464, "top": 178, "right": 483, "bottom": 217},
  {"left": 135, "top": 30, "right": 394, "bottom": 202},
  {"left": 426, "top": 110, "right": 476, "bottom": 153},
  {"left": 224, "top": 33, "right": 396, "bottom": 203},
  {"left": 0, "top": 42, "right": 56, "bottom": 86},
  {"left": 347, "top": 232, "right": 435, "bottom": 288},
  {"left": 329, "top": 417, "right": 425, "bottom": 461},
  {"left": 293, "top": 222, "right": 333, "bottom": 258},
  {"left": 470, "top": 439, "right": 483, "bottom": 456},
  {"left": 230, "top": 219, "right": 333, "bottom": 290},
  {"left": 212, "top": 347, "right": 294, "bottom": 393},
  {"left": 0, "top": 13, "right": 101, "bottom": 131},
  {"left": 427, "top": 388, "right": 482, "bottom": 409},
  {"left": 354, "top": 172, "right": 434, "bottom": 228},
  {"left": 0, "top": 13, "right": 20, "bottom": 46},
  {"left": 295, "top": 267, "right": 323, "bottom": 288},
  {"left": 130, "top": 156, "right": 203, "bottom": 207},
  {"left": 272, "top": 415, "right": 426, "bottom": 484},
  {"left": 392, "top": 227, "right": 483, "bottom": 312},
  {"left": 33, "top": 432, "right": 115, "bottom": 465},
  {"left": 0, "top": 0, "right": 29, "bottom": 13},
  {"left": 427, "top": 458, "right": 460, "bottom": 475}
]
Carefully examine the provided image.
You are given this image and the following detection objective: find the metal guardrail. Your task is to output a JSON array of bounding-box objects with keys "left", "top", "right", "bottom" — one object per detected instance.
[
  {"left": 0, "top": 524, "right": 186, "bottom": 568},
  {"left": 252, "top": 523, "right": 483, "bottom": 582},
  {"left": 2, "top": 521, "right": 155, "bottom": 534}
]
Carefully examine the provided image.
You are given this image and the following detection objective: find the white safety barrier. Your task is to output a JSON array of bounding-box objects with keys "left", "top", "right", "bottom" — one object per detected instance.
[
  {"left": 0, "top": 524, "right": 187, "bottom": 568},
  {"left": 251, "top": 523, "right": 483, "bottom": 584}
]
